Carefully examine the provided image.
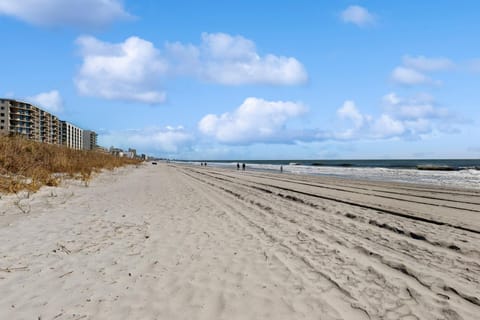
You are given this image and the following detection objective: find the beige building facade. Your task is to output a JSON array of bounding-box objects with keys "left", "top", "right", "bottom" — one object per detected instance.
[
  {"left": 61, "top": 121, "right": 84, "bottom": 150},
  {"left": 83, "top": 130, "right": 98, "bottom": 150}
]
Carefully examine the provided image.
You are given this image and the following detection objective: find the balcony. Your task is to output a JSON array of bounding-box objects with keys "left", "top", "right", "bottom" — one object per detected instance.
[
  {"left": 10, "top": 104, "right": 29, "bottom": 111},
  {"left": 11, "top": 117, "right": 32, "bottom": 122},
  {"left": 10, "top": 123, "right": 29, "bottom": 129}
]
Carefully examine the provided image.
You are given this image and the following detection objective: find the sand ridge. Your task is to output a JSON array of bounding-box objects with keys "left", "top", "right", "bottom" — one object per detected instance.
[{"left": 0, "top": 163, "right": 479, "bottom": 319}]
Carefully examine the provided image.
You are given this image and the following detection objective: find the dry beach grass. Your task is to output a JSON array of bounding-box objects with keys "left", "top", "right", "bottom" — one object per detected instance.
[
  {"left": 0, "top": 162, "right": 479, "bottom": 319},
  {"left": 0, "top": 135, "right": 140, "bottom": 193}
]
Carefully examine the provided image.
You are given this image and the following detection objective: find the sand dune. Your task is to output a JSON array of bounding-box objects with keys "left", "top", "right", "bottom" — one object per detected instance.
[{"left": 1, "top": 163, "right": 479, "bottom": 319}]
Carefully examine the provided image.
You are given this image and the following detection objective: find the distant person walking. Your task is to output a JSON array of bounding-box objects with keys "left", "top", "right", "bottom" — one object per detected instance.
[
  {"left": 242, "top": 163, "right": 246, "bottom": 170},
  {"left": 280, "top": 165, "right": 283, "bottom": 173},
  {"left": 237, "top": 163, "right": 240, "bottom": 170}
]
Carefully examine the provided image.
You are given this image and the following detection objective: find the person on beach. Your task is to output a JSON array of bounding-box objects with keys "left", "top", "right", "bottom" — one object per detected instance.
[
  {"left": 237, "top": 163, "right": 240, "bottom": 170},
  {"left": 280, "top": 165, "right": 283, "bottom": 173},
  {"left": 242, "top": 163, "right": 246, "bottom": 170}
]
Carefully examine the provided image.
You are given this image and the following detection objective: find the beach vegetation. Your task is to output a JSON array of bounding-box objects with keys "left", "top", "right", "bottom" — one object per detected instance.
[{"left": 0, "top": 135, "right": 141, "bottom": 193}]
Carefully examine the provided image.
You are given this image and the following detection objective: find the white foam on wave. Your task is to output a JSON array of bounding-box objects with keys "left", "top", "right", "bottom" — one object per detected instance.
[
  {"left": 188, "top": 161, "right": 480, "bottom": 190},
  {"left": 286, "top": 165, "right": 480, "bottom": 190}
]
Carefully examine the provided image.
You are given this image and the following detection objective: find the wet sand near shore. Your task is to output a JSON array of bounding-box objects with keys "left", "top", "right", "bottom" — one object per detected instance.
[{"left": 1, "top": 163, "right": 479, "bottom": 319}]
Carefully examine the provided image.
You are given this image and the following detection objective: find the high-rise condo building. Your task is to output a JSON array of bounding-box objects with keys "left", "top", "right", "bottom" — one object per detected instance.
[
  {"left": 61, "top": 121, "right": 84, "bottom": 150},
  {"left": 0, "top": 98, "right": 94, "bottom": 150},
  {"left": 0, "top": 98, "right": 62, "bottom": 144},
  {"left": 83, "top": 130, "right": 98, "bottom": 150}
]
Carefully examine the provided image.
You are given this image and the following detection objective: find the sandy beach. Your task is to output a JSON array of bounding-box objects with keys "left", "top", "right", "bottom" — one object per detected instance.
[{"left": 1, "top": 163, "right": 479, "bottom": 320}]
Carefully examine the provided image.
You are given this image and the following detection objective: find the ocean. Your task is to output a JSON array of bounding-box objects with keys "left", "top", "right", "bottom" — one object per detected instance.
[{"left": 178, "top": 159, "right": 480, "bottom": 190}]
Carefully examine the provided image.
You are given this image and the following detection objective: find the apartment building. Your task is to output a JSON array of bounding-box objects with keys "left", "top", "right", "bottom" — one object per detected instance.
[
  {"left": 83, "top": 130, "right": 97, "bottom": 150},
  {"left": 0, "top": 98, "right": 94, "bottom": 150},
  {"left": 39, "top": 109, "right": 61, "bottom": 144},
  {"left": 0, "top": 99, "right": 62, "bottom": 144},
  {"left": 61, "top": 121, "right": 84, "bottom": 150},
  {"left": 0, "top": 100, "right": 9, "bottom": 134}
]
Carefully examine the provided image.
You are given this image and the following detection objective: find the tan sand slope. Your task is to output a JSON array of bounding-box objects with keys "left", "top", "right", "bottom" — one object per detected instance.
[{"left": 1, "top": 163, "right": 479, "bottom": 319}]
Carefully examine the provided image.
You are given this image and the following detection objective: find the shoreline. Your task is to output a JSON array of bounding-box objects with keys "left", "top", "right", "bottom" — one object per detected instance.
[
  {"left": 175, "top": 160, "right": 480, "bottom": 193},
  {"left": 175, "top": 160, "right": 480, "bottom": 191},
  {"left": 1, "top": 163, "right": 479, "bottom": 319}
]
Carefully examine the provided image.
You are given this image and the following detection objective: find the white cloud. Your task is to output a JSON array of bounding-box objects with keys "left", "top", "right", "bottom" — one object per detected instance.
[
  {"left": 95, "top": 94, "right": 461, "bottom": 156},
  {"left": 335, "top": 93, "right": 455, "bottom": 140},
  {"left": 0, "top": 0, "right": 132, "bottom": 28},
  {"left": 26, "top": 90, "right": 63, "bottom": 113},
  {"left": 198, "top": 97, "right": 309, "bottom": 144},
  {"left": 391, "top": 55, "right": 454, "bottom": 86},
  {"left": 167, "top": 32, "right": 308, "bottom": 85},
  {"left": 391, "top": 67, "right": 432, "bottom": 85},
  {"left": 370, "top": 114, "right": 406, "bottom": 138},
  {"left": 382, "top": 92, "right": 401, "bottom": 105},
  {"left": 100, "top": 126, "right": 194, "bottom": 154},
  {"left": 403, "top": 55, "right": 454, "bottom": 71},
  {"left": 340, "top": 5, "right": 375, "bottom": 27},
  {"left": 75, "top": 36, "right": 168, "bottom": 104},
  {"left": 74, "top": 33, "right": 307, "bottom": 103},
  {"left": 201, "top": 32, "right": 256, "bottom": 60},
  {"left": 382, "top": 92, "right": 449, "bottom": 120},
  {"left": 337, "top": 100, "right": 365, "bottom": 127},
  {"left": 197, "top": 94, "right": 458, "bottom": 146}
]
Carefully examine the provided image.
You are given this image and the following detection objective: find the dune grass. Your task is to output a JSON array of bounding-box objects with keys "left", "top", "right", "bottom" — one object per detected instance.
[{"left": 0, "top": 135, "right": 141, "bottom": 193}]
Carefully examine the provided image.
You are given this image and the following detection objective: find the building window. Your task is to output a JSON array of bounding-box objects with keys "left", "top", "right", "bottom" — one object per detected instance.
[{"left": 0, "top": 113, "right": 4, "bottom": 116}]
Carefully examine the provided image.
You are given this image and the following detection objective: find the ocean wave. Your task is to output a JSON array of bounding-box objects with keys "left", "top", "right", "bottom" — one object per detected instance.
[{"left": 182, "top": 161, "right": 480, "bottom": 190}]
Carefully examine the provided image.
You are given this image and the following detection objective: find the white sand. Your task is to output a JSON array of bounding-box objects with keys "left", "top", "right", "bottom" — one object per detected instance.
[{"left": 1, "top": 163, "right": 479, "bottom": 319}]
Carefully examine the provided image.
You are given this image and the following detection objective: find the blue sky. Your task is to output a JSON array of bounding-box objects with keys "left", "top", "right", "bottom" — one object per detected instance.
[{"left": 1, "top": 0, "right": 479, "bottom": 159}]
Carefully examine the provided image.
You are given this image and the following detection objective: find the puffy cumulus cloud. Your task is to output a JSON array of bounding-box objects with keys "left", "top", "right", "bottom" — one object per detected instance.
[
  {"left": 382, "top": 92, "right": 449, "bottom": 120},
  {"left": 26, "top": 90, "right": 63, "bottom": 113},
  {"left": 335, "top": 100, "right": 372, "bottom": 140},
  {"left": 127, "top": 126, "right": 194, "bottom": 153},
  {"left": 166, "top": 32, "right": 308, "bottom": 85},
  {"left": 198, "top": 97, "right": 310, "bottom": 144},
  {"left": 335, "top": 93, "right": 455, "bottom": 140},
  {"left": 0, "top": 0, "right": 132, "bottom": 28},
  {"left": 100, "top": 126, "right": 194, "bottom": 155},
  {"left": 391, "top": 55, "right": 454, "bottom": 86},
  {"left": 402, "top": 55, "right": 454, "bottom": 72},
  {"left": 74, "top": 32, "right": 307, "bottom": 103},
  {"left": 370, "top": 114, "right": 406, "bottom": 138},
  {"left": 390, "top": 67, "right": 433, "bottom": 85},
  {"left": 75, "top": 36, "right": 168, "bottom": 104},
  {"left": 197, "top": 93, "right": 458, "bottom": 146},
  {"left": 337, "top": 100, "right": 366, "bottom": 127},
  {"left": 340, "top": 5, "right": 375, "bottom": 27},
  {"left": 201, "top": 32, "right": 256, "bottom": 61}
]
